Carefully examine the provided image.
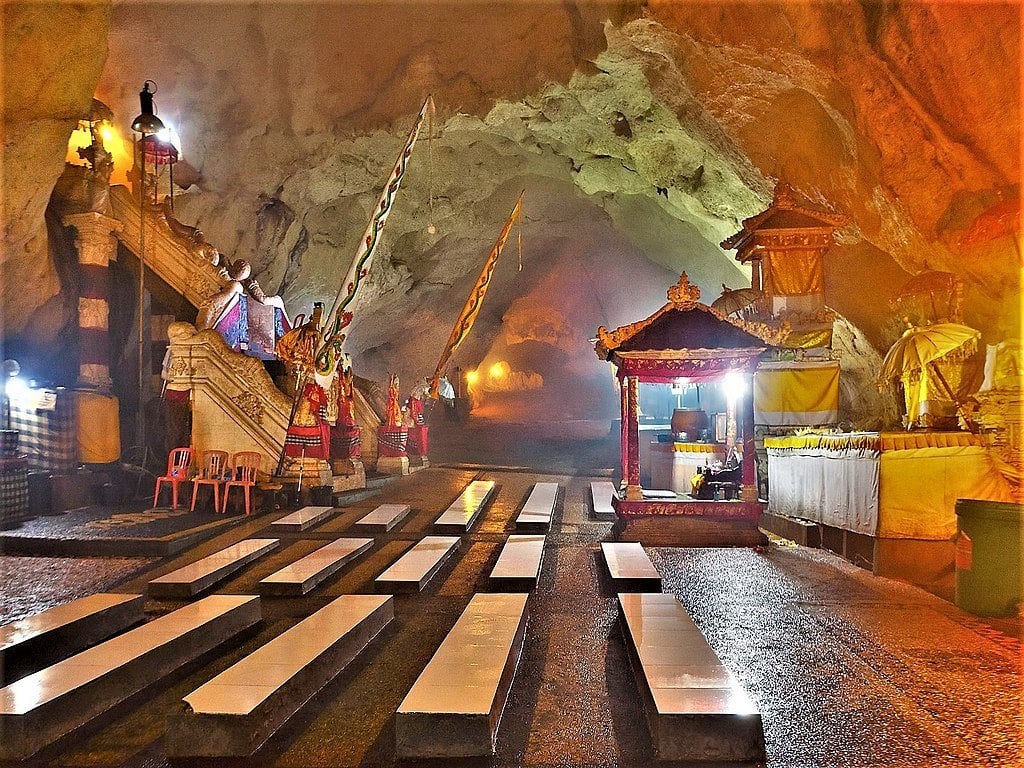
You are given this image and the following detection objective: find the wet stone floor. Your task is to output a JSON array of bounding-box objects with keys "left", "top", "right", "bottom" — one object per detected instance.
[{"left": 1, "top": 466, "right": 1021, "bottom": 768}]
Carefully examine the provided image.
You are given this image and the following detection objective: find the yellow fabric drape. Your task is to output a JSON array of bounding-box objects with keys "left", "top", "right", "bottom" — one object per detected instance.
[
  {"left": 764, "top": 250, "right": 823, "bottom": 295},
  {"left": 76, "top": 392, "right": 120, "bottom": 463},
  {"left": 755, "top": 363, "right": 840, "bottom": 426}
]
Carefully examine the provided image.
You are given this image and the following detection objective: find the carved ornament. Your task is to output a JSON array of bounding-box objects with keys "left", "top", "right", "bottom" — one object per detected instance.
[{"left": 232, "top": 392, "right": 265, "bottom": 425}]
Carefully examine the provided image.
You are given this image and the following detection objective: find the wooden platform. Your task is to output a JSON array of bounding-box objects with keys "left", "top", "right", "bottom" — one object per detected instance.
[
  {"left": 271, "top": 506, "right": 335, "bottom": 532},
  {"left": 0, "top": 595, "right": 261, "bottom": 760},
  {"left": 167, "top": 595, "right": 393, "bottom": 757},
  {"left": 374, "top": 536, "right": 461, "bottom": 593},
  {"left": 515, "top": 483, "right": 558, "bottom": 531},
  {"left": 601, "top": 542, "right": 662, "bottom": 591},
  {"left": 259, "top": 538, "right": 374, "bottom": 596},
  {"left": 0, "top": 593, "right": 144, "bottom": 676},
  {"left": 396, "top": 593, "right": 529, "bottom": 757},
  {"left": 433, "top": 480, "right": 495, "bottom": 533},
  {"left": 353, "top": 503, "right": 411, "bottom": 533},
  {"left": 617, "top": 593, "right": 764, "bottom": 762},
  {"left": 489, "top": 535, "right": 545, "bottom": 591},
  {"left": 149, "top": 539, "right": 280, "bottom": 598}
]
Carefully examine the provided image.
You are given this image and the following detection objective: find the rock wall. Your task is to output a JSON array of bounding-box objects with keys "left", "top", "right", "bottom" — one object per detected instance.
[{"left": 1, "top": 1, "right": 1018, "bottom": 428}]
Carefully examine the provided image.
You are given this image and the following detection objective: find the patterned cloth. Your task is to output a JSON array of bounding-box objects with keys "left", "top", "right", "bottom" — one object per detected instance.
[
  {"left": 8, "top": 393, "right": 77, "bottom": 473},
  {"left": 0, "top": 456, "right": 30, "bottom": 526},
  {"left": 378, "top": 427, "right": 409, "bottom": 458}
]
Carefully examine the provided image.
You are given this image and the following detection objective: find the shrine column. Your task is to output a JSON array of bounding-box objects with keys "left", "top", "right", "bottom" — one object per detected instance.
[
  {"left": 624, "top": 375, "right": 642, "bottom": 501},
  {"left": 740, "top": 370, "right": 758, "bottom": 505},
  {"left": 619, "top": 377, "right": 628, "bottom": 487},
  {"left": 64, "top": 212, "right": 122, "bottom": 391}
]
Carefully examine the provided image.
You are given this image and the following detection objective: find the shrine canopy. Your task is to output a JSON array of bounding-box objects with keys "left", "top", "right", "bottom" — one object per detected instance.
[{"left": 594, "top": 273, "right": 777, "bottom": 382}]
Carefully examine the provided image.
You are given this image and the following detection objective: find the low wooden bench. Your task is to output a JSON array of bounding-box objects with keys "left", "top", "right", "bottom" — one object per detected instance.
[
  {"left": 433, "top": 480, "right": 495, "bottom": 532},
  {"left": 271, "top": 505, "right": 335, "bottom": 532},
  {"left": 0, "top": 593, "right": 144, "bottom": 676},
  {"left": 0, "top": 595, "right": 261, "bottom": 760},
  {"left": 590, "top": 481, "right": 617, "bottom": 520},
  {"left": 617, "top": 593, "right": 764, "bottom": 762},
  {"left": 167, "top": 594, "right": 393, "bottom": 757},
  {"left": 514, "top": 483, "right": 558, "bottom": 531},
  {"left": 489, "top": 535, "right": 545, "bottom": 591},
  {"left": 396, "top": 593, "right": 529, "bottom": 757},
  {"left": 149, "top": 539, "right": 280, "bottom": 598},
  {"left": 353, "top": 503, "right": 411, "bottom": 532},
  {"left": 259, "top": 538, "right": 374, "bottom": 596},
  {"left": 374, "top": 536, "right": 460, "bottom": 593},
  {"left": 601, "top": 542, "right": 662, "bottom": 591}
]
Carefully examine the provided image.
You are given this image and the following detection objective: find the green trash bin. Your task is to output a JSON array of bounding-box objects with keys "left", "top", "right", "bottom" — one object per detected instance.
[{"left": 955, "top": 498, "right": 1023, "bottom": 617}]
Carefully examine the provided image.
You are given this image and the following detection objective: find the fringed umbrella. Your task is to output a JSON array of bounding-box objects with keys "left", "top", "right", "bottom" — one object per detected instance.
[
  {"left": 958, "top": 195, "right": 1021, "bottom": 265},
  {"left": 711, "top": 285, "right": 761, "bottom": 317},
  {"left": 880, "top": 323, "right": 981, "bottom": 425}
]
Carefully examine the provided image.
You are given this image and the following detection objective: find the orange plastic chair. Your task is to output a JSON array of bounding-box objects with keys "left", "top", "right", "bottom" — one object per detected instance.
[
  {"left": 190, "top": 450, "right": 230, "bottom": 512},
  {"left": 153, "top": 447, "right": 193, "bottom": 509},
  {"left": 221, "top": 451, "right": 261, "bottom": 515}
]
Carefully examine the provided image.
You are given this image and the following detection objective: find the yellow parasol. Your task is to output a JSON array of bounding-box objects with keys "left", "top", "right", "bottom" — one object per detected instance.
[{"left": 879, "top": 323, "right": 981, "bottom": 383}]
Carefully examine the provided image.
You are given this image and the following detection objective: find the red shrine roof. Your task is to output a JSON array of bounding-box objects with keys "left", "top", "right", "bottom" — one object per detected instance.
[
  {"left": 595, "top": 274, "right": 782, "bottom": 379},
  {"left": 721, "top": 182, "right": 847, "bottom": 257}
]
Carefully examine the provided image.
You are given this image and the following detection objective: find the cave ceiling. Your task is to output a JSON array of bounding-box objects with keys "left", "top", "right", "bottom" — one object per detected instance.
[{"left": 2, "top": 0, "right": 1020, "bottom": 414}]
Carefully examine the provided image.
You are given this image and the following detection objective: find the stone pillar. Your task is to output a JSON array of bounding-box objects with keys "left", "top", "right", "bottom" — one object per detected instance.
[
  {"left": 624, "top": 375, "right": 642, "bottom": 501},
  {"left": 619, "top": 377, "right": 628, "bottom": 489},
  {"left": 64, "top": 212, "right": 122, "bottom": 392}
]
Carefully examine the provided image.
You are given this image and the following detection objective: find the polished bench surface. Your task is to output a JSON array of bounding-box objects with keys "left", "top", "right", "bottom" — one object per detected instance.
[
  {"left": 433, "top": 480, "right": 495, "bottom": 532},
  {"left": 374, "top": 536, "right": 461, "bottom": 592},
  {"left": 515, "top": 483, "right": 558, "bottom": 531},
  {"left": 490, "top": 535, "right": 545, "bottom": 591},
  {"left": 0, "top": 595, "right": 261, "bottom": 760},
  {"left": 271, "top": 506, "right": 335, "bottom": 531},
  {"left": 168, "top": 595, "right": 393, "bottom": 756},
  {"left": 396, "top": 593, "right": 529, "bottom": 757},
  {"left": 617, "top": 593, "right": 764, "bottom": 762},
  {"left": 150, "top": 539, "right": 280, "bottom": 597},
  {"left": 601, "top": 542, "right": 662, "bottom": 590},
  {"left": 259, "top": 538, "right": 374, "bottom": 596},
  {"left": 0, "top": 593, "right": 143, "bottom": 655},
  {"left": 354, "top": 503, "right": 411, "bottom": 532}
]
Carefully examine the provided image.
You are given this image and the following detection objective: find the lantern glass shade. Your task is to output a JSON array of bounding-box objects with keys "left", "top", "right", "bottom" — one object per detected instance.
[{"left": 131, "top": 112, "right": 165, "bottom": 135}]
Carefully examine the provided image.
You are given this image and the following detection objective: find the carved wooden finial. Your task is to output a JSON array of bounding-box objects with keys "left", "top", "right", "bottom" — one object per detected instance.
[{"left": 667, "top": 272, "right": 701, "bottom": 306}]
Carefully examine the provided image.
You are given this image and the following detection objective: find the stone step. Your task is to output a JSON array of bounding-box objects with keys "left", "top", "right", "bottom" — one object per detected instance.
[
  {"left": 149, "top": 539, "right": 280, "bottom": 598},
  {"left": 374, "top": 536, "right": 460, "bottom": 593},
  {"left": 270, "top": 505, "right": 335, "bottom": 532},
  {"left": 396, "top": 593, "right": 529, "bottom": 757},
  {"left": 167, "top": 594, "right": 393, "bottom": 757},
  {"left": 259, "top": 538, "right": 374, "bottom": 596},
  {"left": 353, "top": 503, "right": 411, "bottom": 532},
  {"left": 0, "top": 593, "right": 144, "bottom": 677},
  {"left": 514, "top": 483, "right": 558, "bottom": 531},
  {"left": 617, "top": 593, "right": 764, "bottom": 762},
  {"left": 433, "top": 480, "right": 495, "bottom": 533},
  {"left": 489, "top": 535, "right": 545, "bottom": 591},
  {"left": 591, "top": 481, "right": 617, "bottom": 520},
  {"left": 0, "top": 595, "right": 261, "bottom": 760},
  {"left": 601, "top": 542, "right": 662, "bottom": 591}
]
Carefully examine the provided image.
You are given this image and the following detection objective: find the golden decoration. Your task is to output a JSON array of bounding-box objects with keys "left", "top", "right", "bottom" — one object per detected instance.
[{"left": 667, "top": 272, "right": 702, "bottom": 307}]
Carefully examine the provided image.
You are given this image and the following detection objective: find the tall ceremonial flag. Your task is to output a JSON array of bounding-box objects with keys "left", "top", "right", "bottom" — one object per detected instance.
[
  {"left": 429, "top": 191, "right": 524, "bottom": 398},
  {"left": 315, "top": 94, "right": 434, "bottom": 378}
]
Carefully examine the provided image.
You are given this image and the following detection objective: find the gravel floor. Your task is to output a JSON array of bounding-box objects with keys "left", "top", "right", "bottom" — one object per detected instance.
[{"left": 1, "top": 467, "right": 1020, "bottom": 767}]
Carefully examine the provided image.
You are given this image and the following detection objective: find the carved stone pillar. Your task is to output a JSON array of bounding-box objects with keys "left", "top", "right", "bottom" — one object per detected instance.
[
  {"left": 64, "top": 212, "right": 122, "bottom": 392},
  {"left": 741, "top": 373, "right": 758, "bottom": 504}
]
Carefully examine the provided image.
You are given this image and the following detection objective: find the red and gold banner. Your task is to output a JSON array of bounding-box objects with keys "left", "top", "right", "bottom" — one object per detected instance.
[{"left": 429, "top": 192, "right": 524, "bottom": 397}]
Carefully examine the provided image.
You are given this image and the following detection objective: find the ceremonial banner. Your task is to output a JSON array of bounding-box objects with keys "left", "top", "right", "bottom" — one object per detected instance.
[
  {"left": 316, "top": 94, "right": 434, "bottom": 377},
  {"left": 754, "top": 360, "right": 839, "bottom": 425},
  {"left": 429, "top": 192, "right": 524, "bottom": 397}
]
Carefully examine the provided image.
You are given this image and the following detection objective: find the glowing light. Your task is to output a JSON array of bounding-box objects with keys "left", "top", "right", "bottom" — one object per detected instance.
[
  {"left": 489, "top": 361, "right": 508, "bottom": 380},
  {"left": 722, "top": 370, "right": 746, "bottom": 404},
  {"left": 4, "top": 376, "right": 31, "bottom": 405},
  {"left": 465, "top": 370, "right": 479, "bottom": 386},
  {"left": 155, "top": 122, "right": 182, "bottom": 156}
]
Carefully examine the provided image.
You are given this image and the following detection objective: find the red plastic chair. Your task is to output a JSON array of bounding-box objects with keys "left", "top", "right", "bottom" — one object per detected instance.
[
  {"left": 153, "top": 447, "right": 193, "bottom": 509},
  {"left": 221, "top": 451, "right": 261, "bottom": 515},
  {"left": 190, "top": 450, "right": 229, "bottom": 512}
]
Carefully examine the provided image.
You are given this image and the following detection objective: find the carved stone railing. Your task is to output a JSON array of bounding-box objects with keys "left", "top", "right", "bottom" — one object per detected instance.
[
  {"left": 109, "top": 184, "right": 225, "bottom": 308},
  {"left": 165, "top": 322, "right": 290, "bottom": 477}
]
